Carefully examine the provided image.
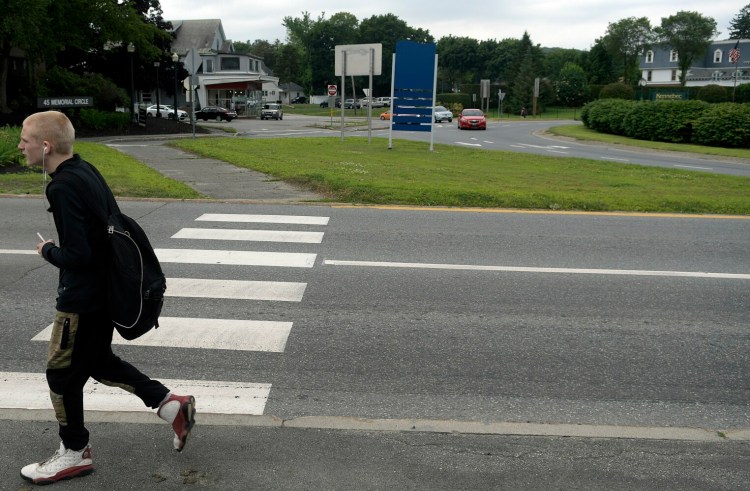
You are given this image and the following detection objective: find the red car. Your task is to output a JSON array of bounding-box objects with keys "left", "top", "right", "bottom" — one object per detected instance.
[{"left": 457, "top": 108, "right": 487, "bottom": 130}]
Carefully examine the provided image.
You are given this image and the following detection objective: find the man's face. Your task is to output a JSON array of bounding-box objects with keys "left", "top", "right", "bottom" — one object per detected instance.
[{"left": 18, "top": 124, "right": 45, "bottom": 168}]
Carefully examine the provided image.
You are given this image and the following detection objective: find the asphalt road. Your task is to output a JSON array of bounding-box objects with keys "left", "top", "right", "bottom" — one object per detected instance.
[
  {"left": 210, "top": 114, "right": 750, "bottom": 177},
  {"left": 1, "top": 196, "right": 749, "bottom": 489}
]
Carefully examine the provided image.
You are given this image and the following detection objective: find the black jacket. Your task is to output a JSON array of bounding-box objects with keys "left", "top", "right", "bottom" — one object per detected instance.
[{"left": 41, "top": 154, "right": 110, "bottom": 312}]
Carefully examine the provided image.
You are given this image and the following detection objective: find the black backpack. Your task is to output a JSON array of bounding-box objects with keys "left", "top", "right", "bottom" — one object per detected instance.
[{"left": 56, "top": 163, "right": 166, "bottom": 340}]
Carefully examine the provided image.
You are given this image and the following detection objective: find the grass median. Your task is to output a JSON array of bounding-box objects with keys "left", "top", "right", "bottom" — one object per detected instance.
[{"left": 170, "top": 136, "right": 750, "bottom": 215}]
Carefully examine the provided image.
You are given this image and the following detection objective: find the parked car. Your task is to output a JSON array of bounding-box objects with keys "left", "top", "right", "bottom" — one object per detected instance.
[
  {"left": 291, "top": 96, "right": 307, "bottom": 104},
  {"left": 362, "top": 97, "right": 385, "bottom": 108},
  {"left": 320, "top": 98, "right": 341, "bottom": 108},
  {"left": 194, "top": 106, "right": 237, "bottom": 122},
  {"left": 377, "top": 97, "right": 392, "bottom": 106},
  {"left": 457, "top": 108, "right": 486, "bottom": 130},
  {"left": 344, "top": 99, "right": 361, "bottom": 109},
  {"left": 146, "top": 104, "right": 188, "bottom": 121},
  {"left": 379, "top": 110, "right": 392, "bottom": 120},
  {"left": 261, "top": 103, "right": 284, "bottom": 120},
  {"left": 433, "top": 106, "right": 453, "bottom": 123}
]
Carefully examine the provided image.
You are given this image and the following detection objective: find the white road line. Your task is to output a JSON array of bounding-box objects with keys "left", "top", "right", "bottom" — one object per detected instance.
[
  {"left": 196, "top": 213, "right": 329, "bottom": 225},
  {"left": 166, "top": 277, "right": 306, "bottom": 301},
  {"left": 456, "top": 142, "right": 482, "bottom": 147},
  {"left": 602, "top": 157, "right": 630, "bottom": 162},
  {"left": 674, "top": 164, "right": 714, "bottom": 170},
  {"left": 32, "top": 317, "right": 293, "bottom": 352},
  {"left": 323, "top": 260, "right": 750, "bottom": 279},
  {"left": 0, "top": 249, "right": 37, "bottom": 255},
  {"left": 155, "top": 248, "right": 316, "bottom": 267},
  {"left": 172, "top": 228, "right": 324, "bottom": 244},
  {"left": 0, "top": 372, "right": 270, "bottom": 415}
]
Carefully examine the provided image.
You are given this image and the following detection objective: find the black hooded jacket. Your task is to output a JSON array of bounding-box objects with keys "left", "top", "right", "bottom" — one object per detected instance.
[{"left": 41, "top": 154, "right": 109, "bottom": 312}]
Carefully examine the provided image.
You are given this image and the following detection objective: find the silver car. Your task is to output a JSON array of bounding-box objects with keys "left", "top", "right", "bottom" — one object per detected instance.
[{"left": 433, "top": 106, "right": 453, "bottom": 123}]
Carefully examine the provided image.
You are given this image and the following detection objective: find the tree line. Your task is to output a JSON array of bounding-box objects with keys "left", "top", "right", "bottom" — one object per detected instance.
[{"left": 1, "top": 2, "right": 749, "bottom": 122}]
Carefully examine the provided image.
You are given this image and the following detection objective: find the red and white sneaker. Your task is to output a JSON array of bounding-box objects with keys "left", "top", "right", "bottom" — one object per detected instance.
[
  {"left": 21, "top": 442, "right": 93, "bottom": 485},
  {"left": 157, "top": 393, "right": 196, "bottom": 451}
]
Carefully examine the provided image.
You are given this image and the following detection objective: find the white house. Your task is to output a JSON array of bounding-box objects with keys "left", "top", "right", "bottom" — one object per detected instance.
[
  {"left": 169, "top": 19, "right": 278, "bottom": 117},
  {"left": 639, "top": 39, "right": 749, "bottom": 88}
]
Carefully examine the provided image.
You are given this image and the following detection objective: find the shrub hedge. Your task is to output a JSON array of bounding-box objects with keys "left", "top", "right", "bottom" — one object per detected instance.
[{"left": 582, "top": 99, "right": 750, "bottom": 147}]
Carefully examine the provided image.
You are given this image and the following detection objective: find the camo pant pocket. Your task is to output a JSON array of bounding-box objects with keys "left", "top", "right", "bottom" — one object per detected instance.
[{"left": 47, "top": 312, "right": 79, "bottom": 370}]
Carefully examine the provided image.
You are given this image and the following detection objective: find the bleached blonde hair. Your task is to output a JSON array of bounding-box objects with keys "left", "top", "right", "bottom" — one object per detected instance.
[{"left": 22, "top": 110, "right": 75, "bottom": 155}]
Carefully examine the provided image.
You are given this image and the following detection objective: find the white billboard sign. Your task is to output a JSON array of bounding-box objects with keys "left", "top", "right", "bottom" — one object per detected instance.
[{"left": 335, "top": 44, "right": 382, "bottom": 76}]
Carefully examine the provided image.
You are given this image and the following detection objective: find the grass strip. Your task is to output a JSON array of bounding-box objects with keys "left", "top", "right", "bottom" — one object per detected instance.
[
  {"left": 0, "top": 141, "right": 202, "bottom": 199},
  {"left": 171, "top": 136, "right": 750, "bottom": 215}
]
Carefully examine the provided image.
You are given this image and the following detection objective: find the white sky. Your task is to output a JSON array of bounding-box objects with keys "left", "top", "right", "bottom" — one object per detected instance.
[{"left": 157, "top": 0, "right": 743, "bottom": 50}]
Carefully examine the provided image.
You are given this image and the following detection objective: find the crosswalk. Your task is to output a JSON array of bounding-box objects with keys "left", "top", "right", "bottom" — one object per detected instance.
[{"left": 0, "top": 212, "right": 329, "bottom": 417}]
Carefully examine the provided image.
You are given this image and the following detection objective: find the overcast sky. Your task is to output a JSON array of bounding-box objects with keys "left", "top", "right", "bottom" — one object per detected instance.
[{"left": 157, "top": 1, "right": 743, "bottom": 50}]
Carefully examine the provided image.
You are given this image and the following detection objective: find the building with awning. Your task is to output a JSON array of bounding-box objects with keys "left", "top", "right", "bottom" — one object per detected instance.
[{"left": 169, "top": 19, "right": 278, "bottom": 117}]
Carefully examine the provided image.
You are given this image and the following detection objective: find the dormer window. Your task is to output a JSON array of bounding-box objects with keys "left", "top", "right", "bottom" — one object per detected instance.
[
  {"left": 714, "top": 49, "right": 722, "bottom": 63},
  {"left": 645, "top": 50, "right": 654, "bottom": 63},
  {"left": 670, "top": 50, "right": 679, "bottom": 62}
]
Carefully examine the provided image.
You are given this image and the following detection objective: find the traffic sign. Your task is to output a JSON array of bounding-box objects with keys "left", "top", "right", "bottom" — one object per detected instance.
[{"left": 327, "top": 85, "right": 337, "bottom": 96}]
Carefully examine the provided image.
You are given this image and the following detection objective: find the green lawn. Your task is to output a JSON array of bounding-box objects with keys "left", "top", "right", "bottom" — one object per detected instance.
[
  {"left": 0, "top": 141, "right": 202, "bottom": 199},
  {"left": 3, "top": 128, "right": 749, "bottom": 215},
  {"left": 170, "top": 136, "right": 750, "bottom": 215}
]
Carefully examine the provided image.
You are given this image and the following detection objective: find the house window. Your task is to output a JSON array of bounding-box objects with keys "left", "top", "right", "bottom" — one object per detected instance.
[
  {"left": 221, "top": 57, "right": 240, "bottom": 70},
  {"left": 645, "top": 50, "right": 654, "bottom": 63},
  {"left": 713, "top": 50, "right": 722, "bottom": 63},
  {"left": 646, "top": 70, "right": 652, "bottom": 81},
  {"left": 670, "top": 50, "right": 678, "bottom": 62},
  {"left": 671, "top": 70, "right": 677, "bottom": 81},
  {"left": 205, "top": 59, "right": 213, "bottom": 73}
]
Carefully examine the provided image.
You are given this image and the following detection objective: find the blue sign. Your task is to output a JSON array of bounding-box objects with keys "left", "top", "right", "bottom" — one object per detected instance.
[{"left": 392, "top": 41, "right": 436, "bottom": 133}]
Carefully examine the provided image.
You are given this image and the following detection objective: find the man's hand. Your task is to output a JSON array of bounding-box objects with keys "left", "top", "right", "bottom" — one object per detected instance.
[{"left": 36, "top": 239, "right": 54, "bottom": 256}]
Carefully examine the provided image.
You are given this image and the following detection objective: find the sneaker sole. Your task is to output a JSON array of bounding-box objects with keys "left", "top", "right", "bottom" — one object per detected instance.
[
  {"left": 177, "top": 396, "right": 196, "bottom": 452},
  {"left": 21, "top": 465, "right": 94, "bottom": 485}
]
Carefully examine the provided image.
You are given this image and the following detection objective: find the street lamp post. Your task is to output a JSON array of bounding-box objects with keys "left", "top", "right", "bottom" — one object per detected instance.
[
  {"left": 172, "top": 52, "right": 179, "bottom": 121},
  {"left": 154, "top": 61, "right": 161, "bottom": 117},
  {"left": 127, "top": 43, "right": 135, "bottom": 123}
]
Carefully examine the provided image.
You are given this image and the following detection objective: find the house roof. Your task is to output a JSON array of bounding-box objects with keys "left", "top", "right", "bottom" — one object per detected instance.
[
  {"left": 279, "top": 82, "right": 305, "bottom": 92},
  {"left": 170, "top": 19, "right": 229, "bottom": 55}
]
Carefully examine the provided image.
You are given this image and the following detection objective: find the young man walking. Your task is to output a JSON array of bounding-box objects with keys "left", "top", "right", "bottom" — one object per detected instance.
[{"left": 18, "top": 110, "right": 196, "bottom": 485}]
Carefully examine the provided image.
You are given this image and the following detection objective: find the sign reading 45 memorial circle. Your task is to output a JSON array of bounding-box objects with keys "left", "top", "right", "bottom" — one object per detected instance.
[{"left": 37, "top": 96, "right": 94, "bottom": 108}]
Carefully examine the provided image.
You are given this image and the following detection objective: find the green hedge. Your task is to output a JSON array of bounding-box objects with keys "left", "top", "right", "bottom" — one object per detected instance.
[
  {"left": 625, "top": 100, "right": 708, "bottom": 143},
  {"left": 693, "top": 103, "right": 750, "bottom": 147},
  {"left": 580, "top": 99, "right": 749, "bottom": 146},
  {"left": 77, "top": 109, "right": 130, "bottom": 132}
]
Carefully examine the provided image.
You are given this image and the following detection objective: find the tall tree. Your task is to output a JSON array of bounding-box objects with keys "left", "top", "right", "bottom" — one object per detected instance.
[
  {"left": 728, "top": 3, "right": 750, "bottom": 39},
  {"left": 655, "top": 11, "right": 719, "bottom": 87},
  {"left": 585, "top": 38, "right": 619, "bottom": 85},
  {"left": 507, "top": 32, "right": 542, "bottom": 112},
  {"left": 603, "top": 17, "right": 653, "bottom": 84},
  {"left": 0, "top": 0, "right": 51, "bottom": 112},
  {"left": 556, "top": 62, "right": 589, "bottom": 106},
  {"left": 437, "top": 36, "right": 480, "bottom": 91}
]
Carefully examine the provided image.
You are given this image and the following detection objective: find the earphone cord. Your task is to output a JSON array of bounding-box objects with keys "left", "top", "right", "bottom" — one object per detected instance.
[{"left": 42, "top": 151, "right": 51, "bottom": 227}]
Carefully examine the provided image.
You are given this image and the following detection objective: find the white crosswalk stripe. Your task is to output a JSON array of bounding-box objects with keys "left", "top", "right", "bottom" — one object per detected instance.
[
  {"left": 33, "top": 317, "right": 293, "bottom": 352},
  {"left": 166, "top": 277, "right": 307, "bottom": 301},
  {"left": 156, "top": 248, "right": 317, "bottom": 267},
  {"left": 0, "top": 372, "right": 271, "bottom": 415},
  {"left": 10, "top": 213, "right": 330, "bottom": 418},
  {"left": 196, "top": 213, "right": 329, "bottom": 225},
  {"left": 172, "top": 227, "right": 324, "bottom": 243}
]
